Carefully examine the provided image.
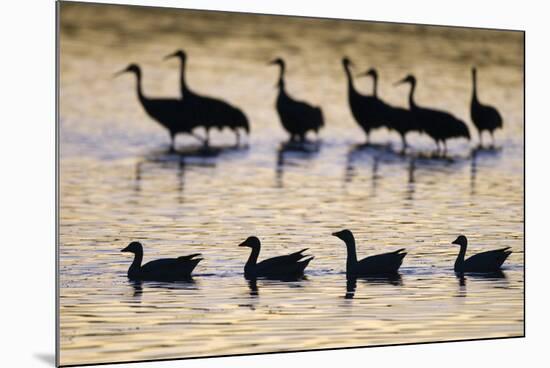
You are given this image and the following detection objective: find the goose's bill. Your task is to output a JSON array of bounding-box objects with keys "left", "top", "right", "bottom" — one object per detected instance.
[
  {"left": 331, "top": 231, "right": 340, "bottom": 237},
  {"left": 238, "top": 240, "right": 248, "bottom": 247},
  {"left": 451, "top": 239, "right": 460, "bottom": 245},
  {"left": 120, "top": 245, "right": 130, "bottom": 252}
]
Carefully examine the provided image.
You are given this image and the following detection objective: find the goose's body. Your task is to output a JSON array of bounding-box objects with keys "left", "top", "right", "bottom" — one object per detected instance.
[
  {"left": 357, "top": 68, "right": 420, "bottom": 151},
  {"left": 121, "top": 241, "right": 202, "bottom": 281},
  {"left": 116, "top": 64, "right": 205, "bottom": 150},
  {"left": 342, "top": 59, "right": 387, "bottom": 143},
  {"left": 166, "top": 50, "right": 250, "bottom": 146},
  {"left": 397, "top": 74, "right": 470, "bottom": 154},
  {"left": 239, "top": 236, "right": 314, "bottom": 279},
  {"left": 270, "top": 58, "right": 324, "bottom": 142},
  {"left": 332, "top": 229, "right": 406, "bottom": 276},
  {"left": 452, "top": 235, "right": 511, "bottom": 273},
  {"left": 470, "top": 68, "right": 503, "bottom": 146}
]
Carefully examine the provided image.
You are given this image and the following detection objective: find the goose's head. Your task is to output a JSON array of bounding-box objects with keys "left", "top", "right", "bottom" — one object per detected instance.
[
  {"left": 357, "top": 68, "right": 377, "bottom": 79},
  {"left": 121, "top": 241, "right": 143, "bottom": 254},
  {"left": 238, "top": 236, "right": 261, "bottom": 249},
  {"left": 451, "top": 235, "right": 468, "bottom": 247},
  {"left": 332, "top": 229, "right": 355, "bottom": 244},
  {"left": 395, "top": 74, "right": 416, "bottom": 86},
  {"left": 164, "top": 49, "right": 186, "bottom": 61},
  {"left": 114, "top": 63, "right": 141, "bottom": 78}
]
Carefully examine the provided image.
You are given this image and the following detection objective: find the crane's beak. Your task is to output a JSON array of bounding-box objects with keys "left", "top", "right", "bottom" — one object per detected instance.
[
  {"left": 394, "top": 77, "right": 407, "bottom": 86},
  {"left": 268, "top": 59, "right": 278, "bottom": 65},
  {"left": 113, "top": 68, "right": 127, "bottom": 78},
  {"left": 356, "top": 71, "right": 369, "bottom": 78},
  {"left": 163, "top": 52, "right": 177, "bottom": 61}
]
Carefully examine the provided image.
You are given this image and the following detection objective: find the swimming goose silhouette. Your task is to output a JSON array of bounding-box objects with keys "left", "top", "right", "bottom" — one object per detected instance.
[
  {"left": 238, "top": 236, "right": 314, "bottom": 280},
  {"left": 121, "top": 241, "right": 202, "bottom": 281},
  {"left": 452, "top": 235, "right": 511, "bottom": 273},
  {"left": 332, "top": 229, "right": 406, "bottom": 276}
]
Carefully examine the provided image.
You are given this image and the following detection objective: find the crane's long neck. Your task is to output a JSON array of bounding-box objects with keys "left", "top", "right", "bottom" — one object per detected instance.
[
  {"left": 179, "top": 57, "right": 190, "bottom": 96},
  {"left": 277, "top": 64, "right": 286, "bottom": 92},
  {"left": 344, "top": 64, "right": 356, "bottom": 95},
  {"left": 245, "top": 246, "right": 261, "bottom": 270},
  {"left": 371, "top": 75, "right": 378, "bottom": 98},
  {"left": 454, "top": 244, "right": 467, "bottom": 272},
  {"left": 344, "top": 237, "right": 358, "bottom": 271},
  {"left": 128, "top": 250, "right": 143, "bottom": 277},
  {"left": 471, "top": 71, "right": 478, "bottom": 103},
  {"left": 407, "top": 81, "right": 417, "bottom": 109},
  {"left": 133, "top": 70, "right": 146, "bottom": 105}
]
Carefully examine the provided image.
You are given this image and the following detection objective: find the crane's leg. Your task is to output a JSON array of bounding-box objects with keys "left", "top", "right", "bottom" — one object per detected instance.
[
  {"left": 204, "top": 127, "right": 210, "bottom": 147},
  {"left": 478, "top": 131, "right": 483, "bottom": 148},
  {"left": 190, "top": 132, "right": 206, "bottom": 145},
  {"left": 490, "top": 131, "right": 495, "bottom": 147},
  {"left": 235, "top": 129, "right": 240, "bottom": 147},
  {"left": 435, "top": 141, "right": 441, "bottom": 157},
  {"left": 443, "top": 141, "right": 448, "bottom": 157},
  {"left": 169, "top": 132, "right": 176, "bottom": 152},
  {"left": 400, "top": 134, "right": 407, "bottom": 155},
  {"left": 365, "top": 131, "right": 371, "bottom": 145}
]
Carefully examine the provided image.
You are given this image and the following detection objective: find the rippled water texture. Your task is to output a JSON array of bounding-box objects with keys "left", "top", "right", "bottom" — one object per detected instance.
[{"left": 58, "top": 3, "right": 524, "bottom": 366}]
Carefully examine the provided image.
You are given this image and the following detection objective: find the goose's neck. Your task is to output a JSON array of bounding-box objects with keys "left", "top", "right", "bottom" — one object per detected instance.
[
  {"left": 179, "top": 57, "right": 189, "bottom": 96},
  {"left": 128, "top": 250, "right": 143, "bottom": 278},
  {"left": 345, "top": 238, "right": 358, "bottom": 271},
  {"left": 454, "top": 244, "right": 467, "bottom": 272},
  {"left": 245, "top": 246, "right": 261, "bottom": 272},
  {"left": 407, "top": 81, "right": 416, "bottom": 109}
]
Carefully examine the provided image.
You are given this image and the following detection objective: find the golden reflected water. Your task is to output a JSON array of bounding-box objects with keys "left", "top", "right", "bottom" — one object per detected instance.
[{"left": 59, "top": 2, "right": 523, "bottom": 366}]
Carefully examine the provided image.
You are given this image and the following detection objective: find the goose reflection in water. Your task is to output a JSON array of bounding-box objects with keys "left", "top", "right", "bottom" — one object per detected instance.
[
  {"left": 345, "top": 275, "right": 403, "bottom": 300},
  {"left": 246, "top": 277, "right": 308, "bottom": 298},
  {"left": 275, "top": 141, "right": 320, "bottom": 188}
]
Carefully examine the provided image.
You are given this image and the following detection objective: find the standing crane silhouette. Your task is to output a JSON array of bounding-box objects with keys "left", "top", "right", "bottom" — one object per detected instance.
[
  {"left": 164, "top": 50, "right": 250, "bottom": 146},
  {"left": 396, "top": 74, "right": 470, "bottom": 156},
  {"left": 115, "top": 63, "right": 206, "bottom": 151},
  {"left": 269, "top": 58, "right": 324, "bottom": 143},
  {"left": 470, "top": 67, "right": 503, "bottom": 147},
  {"left": 342, "top": 58, "right": 387, "bottom": 144},
  {"left": 357, "top": 68, "right": 420, "bottom": 152}
]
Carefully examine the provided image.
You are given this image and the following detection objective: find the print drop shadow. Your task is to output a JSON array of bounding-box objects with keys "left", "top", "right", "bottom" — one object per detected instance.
[
  {"left": 345, "top": 274, "right": 403, "bottom": 299},
  {"left": 275, "top": 142, "right": 321, "bottom": 187}
]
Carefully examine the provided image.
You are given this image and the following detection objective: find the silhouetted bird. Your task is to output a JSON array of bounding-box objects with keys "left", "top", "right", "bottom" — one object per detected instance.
[
  {"left": 269, "top": 58, "right": 324, "bottom": 142},
  {"left": 115, "top": 64, "right": 206, "bottom": 151},
  {"left": 342, "top": 58, "right": 387, "bottom": 144},
  {"left": 470, "top": 67, "right": 503, "bottom": 147},
  {"left": 120, "top": 241, "right": 202, "bottom": 281},
  {"left": 165, "top": 50, "right": 250, "bottom": 146},
  {"left": 452, "top": 235, "right": 512, "bottom": 273},
  {"left": 238, "top": 236, "right": 314, "bottom": 280},
  {"left": 357, "top": 68, "right": 420, "bottom": 151},
  {"left": 332, "top": 229, "right": 406, "bottom": 276},
  {"left": 396, "top": 75, "right": 470, "bottom": 155}
]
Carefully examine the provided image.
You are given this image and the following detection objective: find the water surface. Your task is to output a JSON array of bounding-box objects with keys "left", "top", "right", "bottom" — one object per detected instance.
[{"left": 59, "top": 3, "right": 524, "bottom": 366}]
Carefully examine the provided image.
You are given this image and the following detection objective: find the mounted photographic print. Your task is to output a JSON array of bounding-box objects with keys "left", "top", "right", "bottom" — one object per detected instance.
[{"left": 56, "top": 1, "right": 525, "bottom": 366}]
